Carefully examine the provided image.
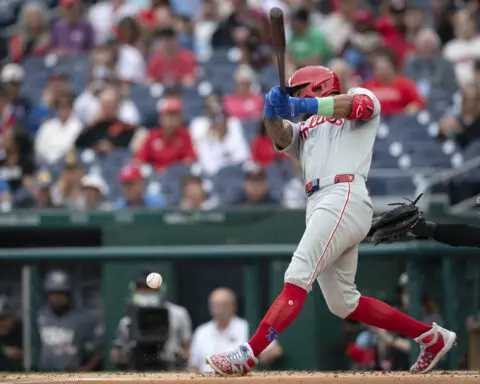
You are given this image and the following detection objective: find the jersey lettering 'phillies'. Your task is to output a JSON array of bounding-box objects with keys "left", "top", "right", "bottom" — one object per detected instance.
[{"left": 278, "top": 88, "right": 381, "bottom": 184}]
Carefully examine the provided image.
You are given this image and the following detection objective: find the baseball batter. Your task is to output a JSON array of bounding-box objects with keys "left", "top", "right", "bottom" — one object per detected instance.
[{"left": 206, "top": 66, "right": 457, "bottom": 375}]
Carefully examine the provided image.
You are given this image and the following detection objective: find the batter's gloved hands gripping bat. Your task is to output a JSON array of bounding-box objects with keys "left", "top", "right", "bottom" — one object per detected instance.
[
  {"left": 267, "top": 85, "right": 328, "bottom": 119},
  {"left": 366, "top": 194, "right": 424, "bottom": 245}
]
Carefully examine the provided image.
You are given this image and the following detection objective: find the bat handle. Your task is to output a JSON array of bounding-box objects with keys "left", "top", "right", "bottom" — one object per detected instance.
[{"left": 279, "top": 85, "right": 286, "bottom": 94}]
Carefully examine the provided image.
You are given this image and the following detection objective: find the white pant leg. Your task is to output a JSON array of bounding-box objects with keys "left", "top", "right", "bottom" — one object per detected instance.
[
  {"left": 317, "top": 245, "right": 361, "bottom": 319},
  {"left": 284, "top": 182, "right": 372, "bottom": 292}
]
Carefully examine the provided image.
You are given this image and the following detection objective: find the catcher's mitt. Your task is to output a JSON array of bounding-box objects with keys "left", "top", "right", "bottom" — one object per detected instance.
[{"left": 366, "top": 194, "right": 423, "bottom": 245}]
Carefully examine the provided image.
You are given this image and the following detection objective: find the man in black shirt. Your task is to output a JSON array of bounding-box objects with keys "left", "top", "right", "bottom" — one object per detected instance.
[{"left": 0, "top": 296, "right": 23, "bottom": 371}]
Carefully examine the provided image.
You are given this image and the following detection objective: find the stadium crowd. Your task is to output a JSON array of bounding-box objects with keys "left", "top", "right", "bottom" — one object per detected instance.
[{"left": 0, "top": 0, "right": 478, "bottom": 211}]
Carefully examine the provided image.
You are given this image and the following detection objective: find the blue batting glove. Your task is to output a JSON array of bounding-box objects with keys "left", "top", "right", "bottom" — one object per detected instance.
[
  {"left": 264, "top": 94, "right": 277, "bottom": 120},
  {"left": 266, "top": 85, "right": 289, "bottom": 108}
]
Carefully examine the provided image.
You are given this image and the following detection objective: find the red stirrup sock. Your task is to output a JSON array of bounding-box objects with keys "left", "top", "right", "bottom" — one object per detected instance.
[
  {"left": 248, "top": 283, "right": 307, "bottom": 357},
  {"left": 347, "top": 296, "right": 431, "bottom": 339}
]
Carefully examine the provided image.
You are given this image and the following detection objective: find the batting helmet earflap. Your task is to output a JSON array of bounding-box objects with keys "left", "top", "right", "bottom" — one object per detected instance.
[{"left": 288, "top": 66, "right": 341, "bottom": 98}]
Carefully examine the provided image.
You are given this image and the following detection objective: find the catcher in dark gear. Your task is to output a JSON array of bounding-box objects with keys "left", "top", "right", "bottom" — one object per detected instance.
[{"left": 367, "top": 194, "right": 480, "bottom": 247}]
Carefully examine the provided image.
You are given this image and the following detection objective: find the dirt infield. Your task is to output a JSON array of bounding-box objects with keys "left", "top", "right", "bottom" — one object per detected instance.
[{"left": 1, "top": 371, "right": 479, "bottom": 384}]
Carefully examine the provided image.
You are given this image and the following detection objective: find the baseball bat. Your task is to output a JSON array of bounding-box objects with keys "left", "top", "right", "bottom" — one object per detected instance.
[{"left": 269, "top": 7, "right": 286, "bottom": 93}]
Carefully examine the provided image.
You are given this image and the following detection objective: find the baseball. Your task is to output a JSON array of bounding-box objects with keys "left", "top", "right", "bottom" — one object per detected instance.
[{"left": 146, "top": 272, "right": 163, "bottom": 289}]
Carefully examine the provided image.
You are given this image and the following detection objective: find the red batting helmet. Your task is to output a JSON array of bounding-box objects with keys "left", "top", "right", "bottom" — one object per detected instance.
[{"left": 288, "top": 66, "right": 341, "bottom": 98}]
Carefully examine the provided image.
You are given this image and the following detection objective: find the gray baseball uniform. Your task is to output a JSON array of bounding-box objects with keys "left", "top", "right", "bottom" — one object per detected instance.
[
  {"left": 37, "top": 306, "right": 103, "bottom": 371},
  {"left": 277, "top": 87, "right": 380, "bottom": 319}
]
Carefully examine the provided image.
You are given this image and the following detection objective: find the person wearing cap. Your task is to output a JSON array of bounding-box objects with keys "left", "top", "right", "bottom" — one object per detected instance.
[
  {"left": 234, "top": 164, "right": 278, "bottom": 206},
  {"left": 147, "top": 27, "right": 197, "bottom": 86},
  {"left": 287, "top": 7, "right": 332, "bottom": 68},
  {"left": 0, "top": 63, "right": 30, "bottom": 123},
  {"left": 37, "top": 270, "right": 104, "bottom": 371},
  {"left": 35, "top": 92, "right": 83, "bottom": 165},
  {"left": 50, "top": 153, "right": 84, "bottom": 209},
  {"left": 222, "top": 65, "right": 264, "bottom": 121},
  {"left": 88, "top": 0, "right": 139, "bottom": 46},
  {"left": 189, "top": 92, "right": 250, "bottom": 177},
  {"left": 135, "top": 97, "right": 196, "bottom": 173},
  {"left": 75, "top": 86, "right": 136, "bottom": 153},
  {"left": 0, "top": 296, "right": 23, "bottom": 371},
  {"left": 52, "top": 0, "right": 94, "bottom": 55},
  {"left": 111, "top": 269, "right": 192, "bottom": 370},
  {"left": 80, "top": 173, "right": 111, "bottom": 211},
  {"left": 115, "top": 164, "right": 166, "bottom": 209}
]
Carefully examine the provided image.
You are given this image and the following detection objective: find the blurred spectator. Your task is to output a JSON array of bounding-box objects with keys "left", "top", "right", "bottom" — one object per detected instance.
[
  {"left": 51, "top": 153, "right": 84, "bottom": 209},
  {"left": 8, "top": 1, "right": 51, "bottom": 63},
  {"left": 52, "top": 0, "right": 95, "bottom": 56},
  {"left": 211, "top": 0, "right": 264, "bottom": 48},
  {"left": 375, "top": 0, "right": 415, "bottom": 68},
  {"left": 188, "top": 287, "right": 282, "bottom": 373},
  {"left": 0, "top": 128, "right": 35, "bottom": 197},
  {"left": 1, "top": 64, "right": 30, "bottom": 124},
  {"left": 180, "top": 174, "right": 218, "bottom": 210},
  {"left": 422, "top": 296, "right": 444, "bottom": 326},
  {"left": 443, "top": 10, "right": 480, "bottom": 86},
  {"left": 362, "top": 49, "right": 425, "bottom": 117},
  {"left": 342, "top": 11, "right": 382, "bottom": 80},
  {"left": 193, "top": 0, "right": 220, "bottom": 57},
  {"left": 89, "top": 0, "right": 139, "bottom": 46},
  {"left": 0, "top": 178, "right": 12, "bottom": 212},
  {"left": 80, "top": 174, "right": 111, "bottom": 210},
  {"left": 282, "top": 160, "right": 306, "bottom": 210},
  {"left": 33, "top": 170, "right": 57, "bottom": 209},
  {"left": 76, "top": 86, "right": 136, "bottom": 154},
  {"left": 288, "top": 7, "right": 332, "bottom": 68},
  {"left": 147, "top": 27, "right": 197, "bottom": 86},
  {"left": 235, "top": 164, "right": 278, "bottom": 206},
  {"left": 190, "top": 93, "right": 250, "bottom": 176},
  {"left": 321, "top": 0, "right": 357, "bottom": 56},
  {"left": 117, "top": 16, "right": 146, "bottom": 54},
  {"left": 111, "top": 270, "right": 191, "bottom": 370},
  {"left": 90, "top": 33, "right": 146, "bottom": 85},
  {"left": 175, "top": 16, "right": 195, "bottom": 52},
  {"left": 138, "top": 0, "right": 172, "bottom": 30},
  {"left": 115, "top": 164, "right": 166, "bottom": 208},
  {"left": 438, "top": 84, "right": 480, "bottom": 148},
  {"left": 0, "top": 88, "right": 16, "bottom": 135},
  {"left": 403, "top": 4, "right": 426, "bottom": 49},
  {"left": 251, "top": 120, "right": 284, "bottom": 167},
  {"left": 329, "top": 58, "right": 357, "bottom": 91},
  {"left": 135, "top": 98, "right": 196, "bottom": 173},
  {"left": 35, "top": 92, "right": 83, "bottom": 165},
  {"left": 0, "top": 296, "right": 23, "bottom": 371},
  {"left": 430, "top": 0, "right": 456, "bottom": 45},
  {"left": 28, "top": 72, "right": 71, "bottom": 135},
  {"left": 37, "top": 270, "right": 104, "bottom": 371},
  {"left": 223, "top": 65, "right": 263, "bottom": 120},
  {"left": 404, "top": 28, "right": 458, "bottom": 99},
  {"left": 75, "top": 77, "right": 140, "bottom": 127}
]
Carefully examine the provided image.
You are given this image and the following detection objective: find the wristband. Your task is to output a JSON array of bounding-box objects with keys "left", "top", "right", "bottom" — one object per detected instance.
[{"left": 293, "top": 97, "right": 335, "bottom": 117}]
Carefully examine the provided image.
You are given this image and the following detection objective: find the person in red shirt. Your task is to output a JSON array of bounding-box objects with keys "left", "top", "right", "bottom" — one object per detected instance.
[
  {"left": 135, "top": 97, "right": 196, "bottom": 173},
  {"left": 223, "top": 65, "right": 263, "bottom": 120},
  {"left": 251, "top": 120, "right": 285, "bottom": 167},
  {"left": 362, "top": 50, "right": 425, "bottom": 117},
  {"left": 147, "top": 27, "right": 197, "bottom": 86}
]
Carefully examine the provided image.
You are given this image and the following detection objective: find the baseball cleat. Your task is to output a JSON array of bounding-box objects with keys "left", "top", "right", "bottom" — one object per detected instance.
[
  {"left": 206, "top": 343, "right": 258, "bottom": 376},
  {"left": 410, "top": 322, "right": 457, "bottom": 374}
]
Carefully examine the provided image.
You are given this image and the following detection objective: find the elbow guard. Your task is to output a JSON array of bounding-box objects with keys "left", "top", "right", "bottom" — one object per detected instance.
[{"left": 347, "top": 94, "right": 375, "bottom": 121}]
